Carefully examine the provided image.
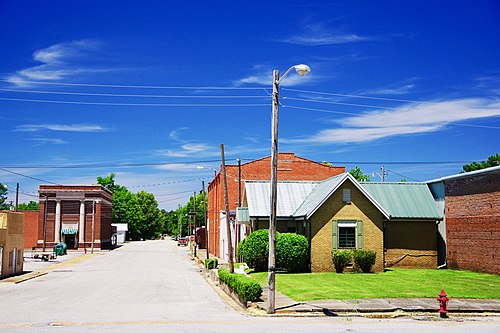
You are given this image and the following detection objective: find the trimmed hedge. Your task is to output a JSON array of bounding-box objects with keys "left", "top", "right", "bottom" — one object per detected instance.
[
  {"left": 276, "top": 233, "right": 309, "bottom": 272},
  {"left": 238, "top": 229, "right": 310, "bottom": 273},
  {"left": 218, "top": 269, "right": 262, "bottom": 302},
  {"left": 331, "top": 250, "right": 353, "bottom": 273},
  {"left": 204, "top": 258, "right": 218, "bottom": 269},
  {"left": 353, "top": 250, "right": 376, "bottom": 273},
  {"left": 237, "top": 229, "right": 269, "bottom": 272}
]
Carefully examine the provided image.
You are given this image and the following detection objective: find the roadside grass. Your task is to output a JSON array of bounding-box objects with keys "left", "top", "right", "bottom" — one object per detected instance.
[{"left": 248, "top": 269, "right": 500, "bottom": 300}]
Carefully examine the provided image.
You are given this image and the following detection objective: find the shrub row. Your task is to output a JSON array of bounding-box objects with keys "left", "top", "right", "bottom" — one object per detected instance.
[
  {"left": 204, "top": 258, "right": 218, "bottom": 269},
  {"left": 331, "top": 249, "right": 376, "bottom": 273},
  {"left": 237, "top": 229, "right": 309, "bottom": 273},
  {"left": 218, "top": 269, "right": 263, "bottom": 302}
]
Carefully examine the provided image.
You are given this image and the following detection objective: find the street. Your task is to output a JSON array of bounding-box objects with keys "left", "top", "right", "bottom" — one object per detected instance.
[{"left": 0, "top": 240, "right": 498, "bottom": 332}]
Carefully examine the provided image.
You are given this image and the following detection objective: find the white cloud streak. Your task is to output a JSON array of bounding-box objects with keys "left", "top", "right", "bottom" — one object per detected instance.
[
  {"left": 5, "top": 39, "right": 102, "bottom": 86},
  {"left": 284, "top": 98, "right": 500, "bottom": 144},
  {"left": 280, "top": 23, "right": 370, "bottom": 46},
  {"left": 16, "top": 124, "right": 107, "bottom": 132}
]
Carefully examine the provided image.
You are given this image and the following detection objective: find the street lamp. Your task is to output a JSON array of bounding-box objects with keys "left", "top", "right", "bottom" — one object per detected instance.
[
  {"left": 196, "top": 166, "right": 218, "bottom": 179},
  {"left": 268, "top": 64, "right": 311, "bottom": 314}
]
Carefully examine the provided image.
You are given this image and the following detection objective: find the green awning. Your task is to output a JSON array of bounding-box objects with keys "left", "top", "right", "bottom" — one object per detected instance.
[{"left": 61, "top": 227, "right": 78, "bottom": 235}]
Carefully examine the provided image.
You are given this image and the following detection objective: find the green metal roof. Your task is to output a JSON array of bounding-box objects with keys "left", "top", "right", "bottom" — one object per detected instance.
[{"left": 360, "top": 182, "right": 443, "bottom": 219}]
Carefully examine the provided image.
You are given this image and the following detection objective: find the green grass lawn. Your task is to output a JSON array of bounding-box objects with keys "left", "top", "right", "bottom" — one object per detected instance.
[{"left": 248, "top": 269, "right": 500, "bottom": 300}]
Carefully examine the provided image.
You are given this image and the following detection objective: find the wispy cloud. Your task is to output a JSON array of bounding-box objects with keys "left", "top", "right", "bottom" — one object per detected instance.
[
  {"left": 284, "top": 98, "right": 500, "bottom": 144},
  {"left": 30, "top": 137, "right": 66, "bottom": 145},
  {"left": 5, "top": 39, "right": 103, "bottom": 86},
  {"left": 157, "top": 143, "right": 220, "bottom": 158},
  {"left": 365, "top": 84, "right": 415, "bottom": 96},
  {"left": 16, "top": 124, "right": 107, "bottom": 132},
  {"left": 234, "top": 65, "right": 315, "bottom": 87},
  {"left": 280, "top": 23, "right": 370, "bottom": 46}
]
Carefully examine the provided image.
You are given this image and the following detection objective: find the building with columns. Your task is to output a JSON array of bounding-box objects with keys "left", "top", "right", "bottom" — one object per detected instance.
[{"left": 37, "top": 185, "right": 113, "bottom": 250}]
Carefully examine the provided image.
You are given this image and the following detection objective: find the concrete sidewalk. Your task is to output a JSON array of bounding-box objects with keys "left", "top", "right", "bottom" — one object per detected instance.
[
  {"left": 255, "top": 286, "right": 500, "bottom": 314},
  {"left": 193, "top": 251, "right": 500, "bottom": 316}
]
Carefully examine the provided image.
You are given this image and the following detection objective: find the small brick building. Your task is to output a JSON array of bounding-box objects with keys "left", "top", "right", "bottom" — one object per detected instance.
[
  {"left": 37, "top": 185, "right": 113, "bottom": 250},
  {"left": 428, "top": 166, "right": 499, "bottom": 274},
  {"left": 207, "top": 153, "right": 345, "bottom": 259},
  {"left": 242, "top": 173, "right": 442, "bottom": 272}
]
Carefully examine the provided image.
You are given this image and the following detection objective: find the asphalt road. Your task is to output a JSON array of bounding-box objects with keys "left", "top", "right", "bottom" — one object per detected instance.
[{"left": 0, "top": 240, "right": 498, "bottom": 333}]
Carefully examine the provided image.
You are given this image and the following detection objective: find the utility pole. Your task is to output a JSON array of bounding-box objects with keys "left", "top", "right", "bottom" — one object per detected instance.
[
  {"left": 91, "top": 200, "right": 95, "bottom": 254},
  {"left": 220, "top": 144, "right": 234, "bottom": 273},
  {"left": 381, "top": 165, "right": 386, "bottom": 182},
  {"left": 193, "top": 191, "right": 197, "bottom": 257},
  {"left": 237, "top": 158, "right": 241, "bottom": 207},
  {"left": 43, "top": 192, "right": 48, "bottom": 252},
  {"left": 268, "top": 69, "right": 280, "bottom": 314},
  {"left": 202, "top": 181, "right": 209, "bottom": 259},
  {"left": 15, "top": 183, "right": 19, "bottom": 211}
]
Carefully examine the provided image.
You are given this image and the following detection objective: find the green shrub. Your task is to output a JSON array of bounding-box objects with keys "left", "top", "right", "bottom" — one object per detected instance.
[
  {"left": 276, "top": 233, "right": 309, "bottom": 272},
  {"left": 218, "top": 269, "right": 263, "bottom": 302},
  {"left": 237, "top": 229, "right": 269, "bottom": 272},
  {"left": 204, "top": 258, "right": 218, "bottom": 269},
  {"left": 352, "top": 250, "right": 376, "bottom": 273},
  {"left": 331, "top": 250, "right": 353, "bottom": 273}
]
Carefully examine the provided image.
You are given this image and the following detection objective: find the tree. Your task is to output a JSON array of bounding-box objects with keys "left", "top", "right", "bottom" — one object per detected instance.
[
  {"left": 97, "top": 173, "right": 126, "bottom": 193},
  {"left": 136, "top": 191, "right": 161, "bottom": 239},
  {"left": 17, "top": 201, "right": 40, "bottom": 211},
  {"left": 462, "top": 154, "right": 500, "bottom": 172},
  {"left": 349, "top": 166, "right": 370, "bottom": 182},
  {"left": 0, "top": 183, "right": 8, "bottom": 210}
]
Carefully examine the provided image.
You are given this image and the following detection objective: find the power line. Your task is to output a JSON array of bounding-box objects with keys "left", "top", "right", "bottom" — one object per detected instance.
[
  {"left": 0, "top": 167, "right": 59, "bottom": 185},
  {"left": 284, "top": 96, "right": 391, "bottom": 109},
  {"left": 282, "top": 87, "right": 429, "bottom": 104},
  {"left": 0, "top": 97, "right": 269, "bottom": 107},
  {"left": 0, "top": 88, "right": 269, "bottom": 99},
  {"left": 0, "top": 79, "right": 266, "bottom": 90},
  {"left": 0, "top": 159, "right": 222, "bottom": 169},
  {"left": 283, "top": 104, "right": 360, "bottom": 116}
]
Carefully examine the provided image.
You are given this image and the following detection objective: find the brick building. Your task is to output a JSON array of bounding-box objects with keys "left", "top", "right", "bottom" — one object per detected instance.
[
  {"left": 207, "top": 153, "right": 344, "bottom": 258},
  {"left": 37, "top": 185, "right": 113, "bottom": 250},
  {"left": 22, "top": 210, "right": 39, "bottom": 249},
  {"left": 241, "top": 173, "right": 442, "bottom": 272},
  {"left": 428, "top": 166, "right": 500, "bottom": 274}
]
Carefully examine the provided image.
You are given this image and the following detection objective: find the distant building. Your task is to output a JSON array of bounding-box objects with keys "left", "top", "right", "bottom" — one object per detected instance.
[
  {"left": 37, "top": 185, "right": 113, "bottom": 250},
  {"left": 111, "top": 223, "right": 128, "bottom": 245},
  {"left": 22, "top": 210, "right": 39, "bottom": 249},
  {"left": 427, "top": 166, "right": 500, "bottom": 274},
  {"left": 0, "top": 211, "right": 24, "bottom": 278},
  {"left": 207, "top": 152, "right": 345, "bottom": 260}
]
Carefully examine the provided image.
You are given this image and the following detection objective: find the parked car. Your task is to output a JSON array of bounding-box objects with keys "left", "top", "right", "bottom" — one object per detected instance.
[{"left": 177, "top": 237, "right": 188, "bottom": 246}]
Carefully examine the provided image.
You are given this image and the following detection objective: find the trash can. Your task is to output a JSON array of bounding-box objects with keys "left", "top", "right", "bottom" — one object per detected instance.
[{"left": 53, "top": 242, "right": 67, "bottom": 255}]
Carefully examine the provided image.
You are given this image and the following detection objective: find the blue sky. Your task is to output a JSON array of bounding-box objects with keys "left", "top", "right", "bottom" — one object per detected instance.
[{"left": 1, "top": 1, "right": 499, "bottom": 210}]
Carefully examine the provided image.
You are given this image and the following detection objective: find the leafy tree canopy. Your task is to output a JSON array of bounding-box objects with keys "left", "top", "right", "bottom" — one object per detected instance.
[
  {"left": 17, "top": 201, "right": 39, "bottom": 211},
  {"left": 0, "top": 183, "right": 8, "bottom": 210},
  {"left": 349, "top": 166, "right": 370, "bottom": 182},
  {"left": 462, "top": 154, "right": 500, "bottom": 172}
]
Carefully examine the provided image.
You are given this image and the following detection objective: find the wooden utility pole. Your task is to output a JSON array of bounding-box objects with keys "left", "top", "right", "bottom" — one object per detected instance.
[
  {"left": 193, "top": 191, "right": 197, "bottom": 257},
  {"left": 268, "top": 69, "right": 280, "bottom": 314},
  {"left": 202, "top": 181, "right": 209, "bottom": 259},
  {"left": 91, "top": 200, "right": 95, "bottom": 254},
  {"left": 220, "top": 144, "right": 234, "bottom": 273},
  {"left": 42, "top": 192, "right": 48, "bottom": 252},
  {"left": 15, "top": 183, "right": 19, "bottom": 211}
]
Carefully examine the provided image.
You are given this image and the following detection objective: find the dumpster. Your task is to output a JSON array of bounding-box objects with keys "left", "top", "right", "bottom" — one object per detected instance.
[{"left": 53, "top": 242, "right": 67, "bottom": 255}]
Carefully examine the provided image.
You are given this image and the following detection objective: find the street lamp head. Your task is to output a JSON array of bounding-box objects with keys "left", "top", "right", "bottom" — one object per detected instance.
[{"left": 293, "top": 64, "right": 311, "bottom": 76}]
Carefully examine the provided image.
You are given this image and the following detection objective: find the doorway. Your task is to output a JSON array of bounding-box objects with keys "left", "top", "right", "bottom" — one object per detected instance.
[{"left": 64, "top": 234, "right": 76, "bottom": 249}]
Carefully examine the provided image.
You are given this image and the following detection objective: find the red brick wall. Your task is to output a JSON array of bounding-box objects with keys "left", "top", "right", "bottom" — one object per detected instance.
[
  {"left": 22, "top": 210, "right": 39, "bottom": 249},
  {"left": 207, "top": 153, "right": 345, "bottom": 257},
  {"left": 445, "top": 172, "right": 500, "bottom": 274}
]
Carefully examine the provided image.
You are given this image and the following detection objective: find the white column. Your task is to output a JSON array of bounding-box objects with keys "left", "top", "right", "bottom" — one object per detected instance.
[
  {"left": 54, "top": 199, "right": 61, "bottom": 243},
  {"left": 79, "top": 200, "right": 85, "bottom": 244}
]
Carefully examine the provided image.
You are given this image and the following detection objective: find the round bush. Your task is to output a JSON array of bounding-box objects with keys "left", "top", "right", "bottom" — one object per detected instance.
[
  {"left": 276, "top": 233, "right": 309, "bottom": 272},
  {"left": 352, "top": 250, "right": 376, "bottom": 273},
  {"left": 237, "top": 229, "right": 269, "bottom": 272},
  {"left": 331, "top": 250, "right": 353, "bottom": 273}
]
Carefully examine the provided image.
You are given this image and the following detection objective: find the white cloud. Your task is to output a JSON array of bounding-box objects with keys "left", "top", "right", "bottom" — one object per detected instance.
[
  {"left": 234, "top": 67, "right": 315, "bottom": 87},
  {"left": 30, "top": 137, "right": 67, "bottom": 145},
  {"left": 284, "top": 98, "right": 500, "bottom": 144},
  {"left": 281, "top": 23, "right": 369, "bottom": 46},
  {"left": 157, "top": 143, "right": 219, "bottom": 158},
  {"left": 365, "top": 84, "right": 415, "bottom": 96},
  {"left": 5, "top": 39, "right": 102, "bottom": 86},
  {"left": 16, "top": 124, "right": 106, "bottom": 132}
]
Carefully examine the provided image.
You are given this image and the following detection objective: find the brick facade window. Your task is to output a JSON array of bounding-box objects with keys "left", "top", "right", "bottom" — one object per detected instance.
[{"left": 332, "top": 220, "right": 363, "bottom": 250}]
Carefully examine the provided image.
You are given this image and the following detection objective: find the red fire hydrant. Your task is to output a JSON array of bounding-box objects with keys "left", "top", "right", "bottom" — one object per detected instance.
[{"left": 437, "top": 289, "right": 449, "bottom": 318}]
